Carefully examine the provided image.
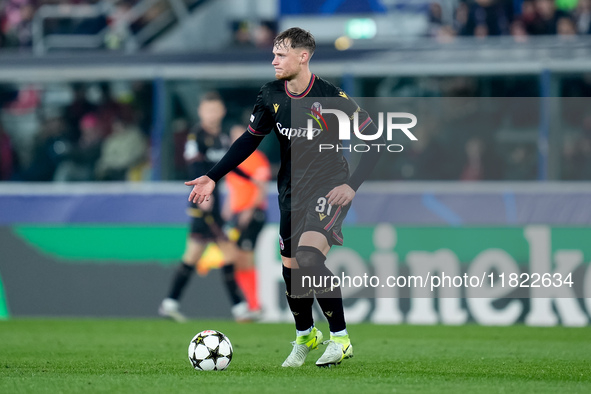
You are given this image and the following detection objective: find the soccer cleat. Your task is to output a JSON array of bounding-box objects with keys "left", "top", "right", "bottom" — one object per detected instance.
[
  {"left": 281, "top": 327, "right": 324, "bottom": 367},
  {"left": 246, "top": 308, "right": 263, "bottom": 322},
  {"left": 158, "top": 298, "right": 187, "bottom": 323},
  {"left": 232, "top": 301, "right": 255, "bottom": 322},
  {"left": 315, "top": 335, "right": 353, "bottom": 367}
]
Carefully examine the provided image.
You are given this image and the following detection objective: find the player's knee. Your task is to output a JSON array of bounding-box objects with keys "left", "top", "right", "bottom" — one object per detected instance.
[{"left": 295, "top": 246, "right": 326, "bottom": 268}]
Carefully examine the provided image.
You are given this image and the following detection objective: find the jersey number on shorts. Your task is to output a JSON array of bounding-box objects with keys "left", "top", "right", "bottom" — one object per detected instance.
[{"left": 315, "top": 197, "right": 332, "bottom": 221}]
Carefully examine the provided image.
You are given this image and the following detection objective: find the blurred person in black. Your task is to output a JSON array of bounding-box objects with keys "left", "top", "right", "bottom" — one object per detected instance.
[
  {"left": 0, "top": 122, "right": 14, "bottom": 180},
  {"left": 464, "top": 0, "right": 511, "bottom": 36},
  {"left": 20, "top": 114, "right": 68, "bottom": 181},
  {"left": 62, "top": 83, "right": 97, "bottom": 144},
  {"left": 531, "top": 0, "right": 567, "bottom": 35},
  {"left": 159, "top": 92, "right": 253, "bottom": 323},
  {"left": 185, "top": 28, "right": 384, "bottom": 368},
  {"left": 54, "top": 113, "right": 103, "bottom": 182}
]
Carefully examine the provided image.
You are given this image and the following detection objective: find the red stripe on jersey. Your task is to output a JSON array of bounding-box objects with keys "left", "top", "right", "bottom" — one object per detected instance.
[
  {"left": 358, "top": 117, "right": 372, "bottom": 133},
  {"left": 248, "top": 125, "right": 266, "bottom": 136},
  {"left": 324, "top": 206, "right": 342, "bottom": 231},
  {"left": 285, "top": 74, "right": 316, "bottom": 99}
]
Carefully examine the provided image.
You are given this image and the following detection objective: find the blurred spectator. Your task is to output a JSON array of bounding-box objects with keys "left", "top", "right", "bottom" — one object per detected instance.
[
  {"left": 557, "top": 15, "right": 578, "bottom": 37},
  {"left": 474, "top": 23, "right": 490, "bottom": 38},
  {"left": 575, "top": 0, "right": 591, "bottom": 34},
  {"left": 128, "top": 80, "right": 153, "bottom": 134},
  {"left": 105, "top": 0, "right": 134, "bottom": 50},
  {"left": 510, "top": 19, "right": 529, "bottom": 42},
  {"left": 454, "top": 1, "right": 470, "bottom": 35},
  {"left": 231, "top": 20, "right": 276, "bottom": 49},
  {"left": 54, "top": 112, "right": 103, "bottom": 182},
  {"left": 3, "top": 1, "right": 34, "bottom": 47},
  {"left": 253, "top": 22, "right": 275, "bottom": 49},
  {"left": 459, "top": 136, "right": 504, "bottom": 181},
  {"left": 427, "top": 2, "right": 444, "bottom": 36},
  {"left": 530, "top": 0, "right": 564, "bottom": 35},
  {"left": 20, "top": 114, "right": 69, "bottom": 181},
  {"left": 95, "top": 115, "right": 147, "bottom": 181},
  {"left": 96, "top": 82, "right": 123, "bottom": 135},
  {"left": 63, "top": 83, "right": 97, "bottom": 143},
  {"left": 0, "top": 123, "right": 15, "bottom": 180},
  {"left": 519, "top": 0, "right": 539, "bottom": 34},
  {"left": 231, "top": 21, "right": 254, "bottom": 48},
  {"left": 465, "top": 0, "right": 510, "bottom": 36},
  {"left": 426, "top": 0, "right": 589, "bottom": 40}
]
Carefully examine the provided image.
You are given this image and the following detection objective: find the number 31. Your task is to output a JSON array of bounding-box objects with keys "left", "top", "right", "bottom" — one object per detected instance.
[{"left": 315, "top": 197, "right": 332, "bottom": 215}]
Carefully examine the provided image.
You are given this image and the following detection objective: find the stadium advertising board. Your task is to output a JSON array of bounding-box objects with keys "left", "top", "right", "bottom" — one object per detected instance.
[{"left": 257, "top": 225, "right": 591, "bottom": 327}]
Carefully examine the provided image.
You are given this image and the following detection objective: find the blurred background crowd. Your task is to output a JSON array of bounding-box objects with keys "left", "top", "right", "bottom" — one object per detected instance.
[
  {"left": 3, "top": 0, "right": 591, "bottom": 50},
  {"left": 1, "top": 0, "right": 591, "bottom": 183}
]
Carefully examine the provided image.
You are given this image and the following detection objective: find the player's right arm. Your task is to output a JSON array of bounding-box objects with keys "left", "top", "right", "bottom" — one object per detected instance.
[
  {"left": 186, "top": 88, "right": 274, "bottom": 204},
  {"left": 186, "top": 133, "right": 264, "bottom": 204}
]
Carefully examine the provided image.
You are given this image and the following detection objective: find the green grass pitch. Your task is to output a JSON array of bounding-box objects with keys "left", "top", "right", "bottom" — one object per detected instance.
[{"left": 0, "top": 320, "right": 589, "bottom": 393}]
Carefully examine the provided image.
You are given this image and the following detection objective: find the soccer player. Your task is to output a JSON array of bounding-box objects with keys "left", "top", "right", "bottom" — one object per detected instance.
[
  {"left": 159, "top": 92, "right": 252, "bottom": 323},
  {"left": 223, "top": 124, "right": 271, "bottom": 315},
  {"left": 185, "top": 28, "right": 383, "bottom": 367}
]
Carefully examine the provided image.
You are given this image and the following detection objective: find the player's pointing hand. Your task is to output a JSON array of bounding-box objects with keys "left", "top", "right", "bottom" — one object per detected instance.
[
  {"left": 185, "top": 175, "right": 216, "bottom": 205},
  {"left": 326, "top": 184, "right": 355, "bottom": 206}
]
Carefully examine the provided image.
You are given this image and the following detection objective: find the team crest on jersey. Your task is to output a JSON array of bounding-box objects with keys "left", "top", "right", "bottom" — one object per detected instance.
[
  {"left": 273, "top": 103, "right": 280, "bottom": 113},
  {"left": 279, "top": 235, "right": 284, "bottom": 250},
  {"left": 305, "top": 103, "right": 328, "bottom": 133},
  {"left": 311, "top": 102, "right": 322, "bottom": 119}
]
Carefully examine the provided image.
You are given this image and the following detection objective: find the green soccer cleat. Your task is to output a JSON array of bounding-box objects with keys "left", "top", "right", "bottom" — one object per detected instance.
[
  {"left": 315, "top": 334, "right": 353, "bottom": 367},
  {"left": 281, "top": 327, "right": 324, "bottom": 367}
]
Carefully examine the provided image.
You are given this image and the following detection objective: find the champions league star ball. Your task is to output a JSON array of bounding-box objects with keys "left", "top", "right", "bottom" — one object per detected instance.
[{"left": 188, "top": 330, "right": 233, "bottom": 371}]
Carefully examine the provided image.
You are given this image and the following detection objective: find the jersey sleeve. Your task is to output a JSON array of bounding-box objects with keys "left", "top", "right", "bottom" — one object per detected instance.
[
  {"left": 248, "top": 88, "right": 275, "bottom": 137},
  {"left": 332, "top": 87, "right": 383, "bottom": 191},
  {"left": 335, "top": 87, "right": 375, "bottom": 135}
]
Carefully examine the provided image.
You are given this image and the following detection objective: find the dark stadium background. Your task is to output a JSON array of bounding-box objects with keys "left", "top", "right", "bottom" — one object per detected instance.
[{"left": 0, "top": 0, "right": 590, "bottom": 327}]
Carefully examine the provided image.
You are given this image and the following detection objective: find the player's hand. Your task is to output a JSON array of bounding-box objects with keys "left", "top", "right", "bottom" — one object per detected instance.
[
  {"left": 185, "top": 176, "right": 216, "bottom": 205},
  {"left": 326, "top": 184, "right": 355, "bottom": 206}
]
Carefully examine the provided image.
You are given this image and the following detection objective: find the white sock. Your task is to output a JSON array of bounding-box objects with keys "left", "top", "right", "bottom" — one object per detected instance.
[
  {"left": 296, "top": 326, "right": 313, "bottom": 337},
  {"left": 330, "top": 329, "right": 348, "bottom": 337}
]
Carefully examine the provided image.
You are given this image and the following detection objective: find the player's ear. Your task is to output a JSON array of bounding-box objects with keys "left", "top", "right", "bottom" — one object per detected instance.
[{"left": 300, "top": 51, "right": 309, "bottom": 64}]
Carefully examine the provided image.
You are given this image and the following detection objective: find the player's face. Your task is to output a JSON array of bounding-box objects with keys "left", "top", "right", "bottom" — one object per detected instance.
[
  {"left": 272, "top": 42, "right": 305, "bottom": 81},
  {"left": 198, "top": 99, "right": 226, "bottom": 131}
]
